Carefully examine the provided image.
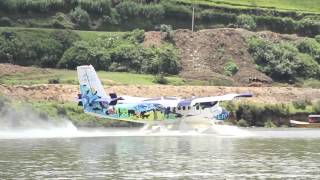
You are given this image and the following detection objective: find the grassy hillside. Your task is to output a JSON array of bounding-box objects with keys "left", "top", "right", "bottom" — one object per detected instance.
[
  {"left": 0, "top": 0, "right": 319, "bottom": 36},
  {"left": 176, "top": 0, "right": 320, "bottom": 13},
  {"left": 0, "top": 64, "right": 206, "bottom": 86}
]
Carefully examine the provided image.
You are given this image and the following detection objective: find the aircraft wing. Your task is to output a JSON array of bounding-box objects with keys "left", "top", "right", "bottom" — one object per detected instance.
[{"left": 188, "top": 93, "right": 252, "bottom": 106}]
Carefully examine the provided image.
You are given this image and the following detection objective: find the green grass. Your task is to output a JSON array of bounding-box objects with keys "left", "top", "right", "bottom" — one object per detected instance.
[
  {"left": 0, "top": 66, "right": 206, "bottom": 86},
  {"left": 77, "top": 30, "right": 125, "bottom": 41},
  {"left": 175, "top": 0, "right": 320, "bottom": 13},
  {"left": 0, "top": 27, "right": 124, "bottom": 41}
]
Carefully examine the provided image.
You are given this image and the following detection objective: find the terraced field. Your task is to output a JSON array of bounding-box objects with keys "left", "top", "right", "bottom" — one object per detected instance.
[{"left": 176, "top": 0, "right": 320, "bottom": 13}]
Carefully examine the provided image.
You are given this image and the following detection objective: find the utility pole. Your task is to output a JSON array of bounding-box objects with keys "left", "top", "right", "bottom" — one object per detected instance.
[{"left": 191, "top": 6, "right": 195, "bottom": 32}]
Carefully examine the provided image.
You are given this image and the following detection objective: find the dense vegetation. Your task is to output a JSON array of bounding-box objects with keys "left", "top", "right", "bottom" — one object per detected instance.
[
  {"left": 2, "top": 96, "right": 319, "bottom": 128},
  {"left": 224, "top": 100, "right": 320, "bottom": 127},
  {"left": 176, "top": 0, "right": 320, "bottom": 13},
  {"left": 248, "top": 37, "right": 320, "bottom": 83},
  {"left": 0, "top": 0, "right": 319, "bottom": 37},
  {"left": 0, "top": 28, "right": 180, "bottom": 75}
]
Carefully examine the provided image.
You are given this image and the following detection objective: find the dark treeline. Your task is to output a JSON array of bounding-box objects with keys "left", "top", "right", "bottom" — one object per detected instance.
[
  {"left": 0, "top": 28, "right": 180, "bottom": 75},
  {"left": 0, "top": 0, "right": 319, "bottom": 37}
]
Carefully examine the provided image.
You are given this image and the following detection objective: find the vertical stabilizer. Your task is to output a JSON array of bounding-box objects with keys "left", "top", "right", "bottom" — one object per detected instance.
[{"left": 77, "top": 65, "right": 108, "bottom": 99}]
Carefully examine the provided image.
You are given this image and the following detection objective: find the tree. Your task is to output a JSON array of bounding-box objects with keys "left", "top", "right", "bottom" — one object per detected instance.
[
  {"left": 69, "top": 7, "right": 90, "bottom": 28},
  {"left": 236, "top": 14, "right": 256, "bottom": 30}
]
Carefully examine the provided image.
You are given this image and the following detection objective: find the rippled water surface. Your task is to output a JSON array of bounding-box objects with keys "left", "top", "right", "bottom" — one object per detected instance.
[{"left": 1, "top": 128, "right": 320, "bottom": 179}]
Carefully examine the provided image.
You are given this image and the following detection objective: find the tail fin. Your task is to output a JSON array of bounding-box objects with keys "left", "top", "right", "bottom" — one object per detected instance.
[{"left": 77, "top": 65, "right": 108, "bottom": 99}]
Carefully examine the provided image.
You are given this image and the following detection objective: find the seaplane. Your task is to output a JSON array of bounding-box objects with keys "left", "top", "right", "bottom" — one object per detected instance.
[{"left": 77, "top": 65, "right": 252, "bottom": 133}]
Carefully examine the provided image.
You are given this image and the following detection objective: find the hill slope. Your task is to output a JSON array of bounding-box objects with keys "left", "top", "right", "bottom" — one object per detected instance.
[{"left": 176, "top": 0, "right": 320, "bottom": 13}]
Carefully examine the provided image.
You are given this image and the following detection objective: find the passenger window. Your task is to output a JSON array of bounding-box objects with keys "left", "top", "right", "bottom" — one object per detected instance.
[
  {"left": 178, "top": 106, "right": 181, "bottom": 110},
  {"left": 196, "top": 106, "right": 199, "bottom": 110},
  {"left": 182, "top": 106, "right": 186, "bottom": 110},
  {"left": 187, "top": 106, "right": 191, "bottom": 110},
  {"left": 173, "top": 107, "right": 176, "bottom": 113}
]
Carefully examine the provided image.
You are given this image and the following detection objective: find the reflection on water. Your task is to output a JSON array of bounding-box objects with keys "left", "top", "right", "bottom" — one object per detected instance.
[{"left": 1, "top": 128, "right": 320, "bottom": 179}]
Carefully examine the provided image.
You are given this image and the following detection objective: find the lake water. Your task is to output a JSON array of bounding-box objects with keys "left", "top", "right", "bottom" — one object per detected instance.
[{"left": 1, "top": 126, "right": 320, "bottom": 179}]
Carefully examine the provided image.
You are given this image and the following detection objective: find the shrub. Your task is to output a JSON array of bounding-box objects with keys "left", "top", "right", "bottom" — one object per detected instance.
[
  {"left": 50, "top": 29, "right": 80, "bottom": 50},
  {"left": 292, "top": 100, "right": 307, "bottom": 110},
  {"left": 236, "top": 14, "right": 256, "bottom": 30},
  {"left": 316, "top": 35, "right": 320, "bottom": 43},
  {"left": 264, "top": 119, "right": 277, "bottom": 128},
  {"left": 153, "top": 74, "right": 168, "bottom": 84},
  {"left": 78, "top": 0, "right": 112, "bottom": 15},
  {"left": 255, "top": 16, "right": 298, "bottom": 34},
  {"left": 314, "top": 101, "right": 320, "bottom": 113},
  {"left": 0, "top": 17, "right": 12, "bottom": 27},
  {"left": 103, "top": 8, "right": 121, "bottom": 25},
  {"left": 124, "top": 29, "right": 145, "bottom": 43},
  {"left": 297, "top": 38, "right": 320, "bottom": 63},
  {"left": 147, "top": 44, "right": 180, "bottom": 75},
  {"left": 48, "top": 78, "right": 60, "bottom": 84},
  {"left": 248, "top": 37, "right": 320, "bottom": 82},
  {"left": 115, "top": 1, "right": 164, "bottom": 22},
  {"left": 298, "top": 18, "right": 320, "bottom": 37},
  {"left": 51, "top": 12, "right": 75, "bottom": 29},
  {"left": 58, "top": 41, "right": 99, "bottom": 69},
  {"left": 57, "top": 106, "right": 67, "bottom": 116},
  {"left": 237, "top": 119, "right": 248, "bottom": 127},
  {"left": 0, "top": 29, "right": 66, "bottom": 67},
  {"left": 69, "top": 7, "right": 90, "bottom": 28},
  {"left": 200, "top": 10, "right": 236, "bottom": 25},
  {"left": 224, "top": 61, "right": 238, "bottom": 76}
]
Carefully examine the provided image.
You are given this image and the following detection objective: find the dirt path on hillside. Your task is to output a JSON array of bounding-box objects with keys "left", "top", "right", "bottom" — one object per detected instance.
[{"left": 1, "top": 84, "right": 319, "bottom": 104}]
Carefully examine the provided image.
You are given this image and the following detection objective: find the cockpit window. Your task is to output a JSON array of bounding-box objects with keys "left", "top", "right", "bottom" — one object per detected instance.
[
  {"left": 200, "top": 101, "right": 218, "bottom": 109},
  {"left": 173, "top": 107, "right": 176, "bottom": 113}
]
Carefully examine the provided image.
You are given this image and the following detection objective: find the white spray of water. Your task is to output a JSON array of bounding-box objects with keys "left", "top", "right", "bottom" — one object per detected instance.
[{"left": 0, "top": 101, "right": 254, "bottom": 139}]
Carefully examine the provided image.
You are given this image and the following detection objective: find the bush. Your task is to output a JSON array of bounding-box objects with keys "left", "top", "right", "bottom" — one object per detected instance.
[
  {"left": 297, "top": 38, "right": 320, "bottom": 63},
  {"left": 116, "top": 1, "right": 164, "bottom": 22},
  {"left": 58, "top": 33, "right": 180, "bottom": 75},
  {"left": 314, "top": 101, "right": 320, "bottom": 113},
  {"left": 69, "top": 7, "right": 90, "bottom": 28},
  {"left": 48, "top": 78, "right": 60, "bottom": 84},
  {"left": 147, "top": 44, "right": 180, "bottom": 75},
  {"left": 0, "top": 29, "right": 67, "bottom": 67},
  {"left": 236, "top": 14, "right": 256, "bottom": 30},
  {"left": 153, "top": 74, "right": 169, "bottom": 84},
  {"left": 200, "top": 10, "right": 236, "bottom": 25},
  {"left": 264, "top": 119, "right": 277, "bottom": 128},
  {"left": 50, "top": 29, "right": 80, "bottom": 50},
  {"left": 298, "top": 18, "right": 320, "bottom": 37},
  {"left": 124, "top": 29, "right": 145, "bottom": 43},
  {"left": 292, "top": 100, "right": 307, "bottom": 110},
  {"left": 248, "top": 37, "right": 320, "bottom": 82},
  {"left": 58, "top": 41, "right": 102, "bottom": 69},
  {"left": 255, "top": 16, "right": 298, "bottom": 34},
  {"left": 160, "top": 24, "right": 174, "bottom": 42},
  {"left": 224, "top": 61, "right": 238, "bottom": 76},
  {"left": 316, "top": 35, "right": 320, "bottom": 43},
  {"left": 51, "top": 12, "right": 75, "bottom": 29},
  {"left": 0, "top": 17, "right": 12, "bottom": 27},
  {"left": 237, "top": 119, "right": 248, "bottom": 127},
  {"left": 78, "top": 0, "right": 112, "bottom": 15}
]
